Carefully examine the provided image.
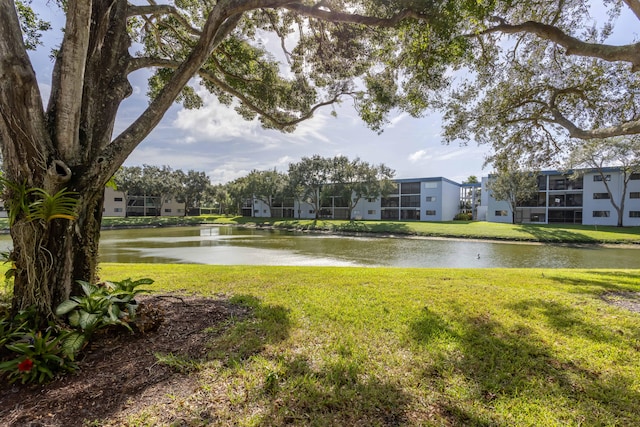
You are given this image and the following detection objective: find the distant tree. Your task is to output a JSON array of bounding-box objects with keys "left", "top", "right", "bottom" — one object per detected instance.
[
  {"left": 463, "top": 176, "right": 479, "bottom": 184},
  {"left": 204, "top": 184, "right": 231, "bottom": 215},
  {"left": 288, "top": 155, "right": 332, "bottom": 219},
  {"left": 244, "top": 169, "right": 288, "bottom": 217},
  {"left": 139, "top": 165, "right": 175, "bottom": 216},
  {"left": 487, "top": 162, "right": 539, "bottom": 224},
  {"left": 113, "top": 166, "right": 143, "bottom": 217},
  {"left": 226, "top": 177, "right": 250, "bottom": 216},
  {"left": 330, "top": 156, "right": 395, "bottom": 219},
  {"left": 174, "top": 169, "right": 211, "bottom": 216},
  {"left": 567, "top": 137, "right": 640, "bottom": 227}
]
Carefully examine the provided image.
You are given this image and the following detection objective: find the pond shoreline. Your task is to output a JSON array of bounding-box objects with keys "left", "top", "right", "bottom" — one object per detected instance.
[{"left": 213, "top": 222, "right": 640, "bottom": 249}]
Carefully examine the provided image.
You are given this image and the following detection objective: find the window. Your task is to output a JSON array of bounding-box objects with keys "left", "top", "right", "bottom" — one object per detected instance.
[
  {"left": 367, "top": 210, "right": 376, "bottom": 215},
  {"left": 592, "top": 211, "right": 610, "bottom": 217},
  {"left": 114, "top": 197, "right": 123, "bottom": 202},
  {"left": 425, "top": 210, "right": 436, "bottom": 216},
  {"left": 593, "top": 192, "right": 610, "bottom": 199},
  {"left": 165, "top": 199, "right": 171, "bottom": 203},
  {"left": 381, "top": 197, "right": 399, "bottom": 207},
  {"left": 424, "top": 182, "right": 438, "bottom": 189},
  {"left": 630, "top": 211, "right": 640, "bottom": 218},
  {"left": 114, "top": 208, "right": 123, "bottom": 213},
  {"left": 495, "top": 210, "right": 508, "bottom": 217},
  {"left": 631, "top": 173, "right": 640, "bottom": 180},
  {"left": 401, "top": 182, "right": 421, "bottom": 194},
  {"left": 366, "top": 198, "right": 376, "bottom": 203},
  {"left": 631, "top": 192, "right": 640, "bottom": 199},
  {"left": 401, "top": 195, "right": 420, "bottom": 207},
  {"left": 164, "top": 208, "right": 172, "bottom": 213},
  {"left": 593, "top": 174, "right": 611, "bottom": 182},
  {"left": 253, "top": 209, "right": 259, "bottom": 215},
  {"left": 309, "top": 210, "right": 314, "bottom": 214},
  {"left": 425, "top": 196, "right": 437, "bottom": 202}
]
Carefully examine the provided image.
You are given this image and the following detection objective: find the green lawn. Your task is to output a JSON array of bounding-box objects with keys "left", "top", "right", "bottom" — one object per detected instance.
[
  {"left": 82, "top": 264, "right": 640, "bottom": 426},
  {"left": 3, "top": 215, "right": 637, "bottom": 244}
]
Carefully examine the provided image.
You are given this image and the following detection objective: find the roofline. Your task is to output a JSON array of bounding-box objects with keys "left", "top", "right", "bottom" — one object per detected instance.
[{"left": 393, "top": 177, "right": 461, "bottom": 186}]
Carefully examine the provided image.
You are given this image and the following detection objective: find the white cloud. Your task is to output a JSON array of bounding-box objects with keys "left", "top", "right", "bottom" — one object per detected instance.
[
  {"left": 408, "top": 150, "right": 431, "bottom": 163},
  {"left": 388, "top": 112, "right": 408, "bottom": 128},
  {"left": 173, "top": 91, "right": 261, "bottom": 141}
]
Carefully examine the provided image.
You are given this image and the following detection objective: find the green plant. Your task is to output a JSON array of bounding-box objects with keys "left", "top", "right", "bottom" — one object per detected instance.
[
  {"left": 0, "top": 176, "right": 78, "bottom": 226},
  {"left": 0, "top": 326, "right": 78, "bottom": 384},
  {"left": 0, "top": 308, "right": 78, "bottom": 384},
  {"left": 55, "top": 278, "right": 153, "bottom": 350}
]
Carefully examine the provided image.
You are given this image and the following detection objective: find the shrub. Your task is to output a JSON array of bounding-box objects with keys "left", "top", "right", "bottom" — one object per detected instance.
[
  {"left": 0, "top": 277, "right": 153, "bottom": 384},
  {"left": 454, "top": 212, "right": 473, "bottom": 221}
]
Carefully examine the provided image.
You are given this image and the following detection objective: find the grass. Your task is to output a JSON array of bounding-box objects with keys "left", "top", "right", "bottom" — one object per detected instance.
[
  {"left": 75, "top": 264, "right": 640, "bottom": 425},
  {"left": 3, "top": 215, "right": 638, "bottom": 244}
]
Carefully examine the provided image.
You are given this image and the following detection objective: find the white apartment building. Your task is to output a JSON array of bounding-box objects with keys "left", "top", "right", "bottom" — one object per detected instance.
[
  {"left": 102, "top": 187, "right": 186, "bottom": 217},
  {"left": 249, "top": 177, "right": 468, "bottom": 222},
  {"left": 486, "top": 168, "right": 640, "bottom": 226}
]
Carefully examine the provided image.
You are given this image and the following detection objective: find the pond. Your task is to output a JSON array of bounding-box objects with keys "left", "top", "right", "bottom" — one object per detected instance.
[
  {"left": 97, "top": 226, "right": 639, "bottom": 268},
  {"left": 0, "top": 225, "right": 637, "bottom": 268}
]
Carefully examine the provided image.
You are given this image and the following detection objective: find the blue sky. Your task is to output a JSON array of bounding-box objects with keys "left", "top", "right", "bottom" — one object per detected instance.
[{"left": 27, "top": 2, "right": 635, "bottom": 185}]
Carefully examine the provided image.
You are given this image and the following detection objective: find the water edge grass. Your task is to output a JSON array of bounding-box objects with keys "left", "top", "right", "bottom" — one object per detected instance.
[{"left": 63, "top": 264, "right": 640, "bottom": 425}]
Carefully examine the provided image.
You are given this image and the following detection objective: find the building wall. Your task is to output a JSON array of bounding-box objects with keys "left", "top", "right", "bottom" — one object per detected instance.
[
  {"left": 103, "top": 187, "right": 126, "bottom": 217},
  {"left": 582, "top": 170, "right": 640, "bottom": 226},
  {"left": 441, "top": 179, "right": 462, "bottom": 221},
  {"left": 102, "top": 187, "right": 186, "bottom": 217}
]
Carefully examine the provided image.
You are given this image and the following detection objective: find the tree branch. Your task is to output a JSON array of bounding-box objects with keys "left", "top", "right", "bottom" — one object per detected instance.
[
  {"left": 127, "top": 4, "right": 202, "bottom": 36},
  {"left": 0, "top": 0, "right": 51, "bottom": 182},
  {"left": 127, "top": 56, "right": 346, "bottom": 128},
  {"left": 477, "top": 19, "right": 640, "bottom": 71},
  {"left": 623, "top": 0, "right": 640, "bottom": 21},
  {"left": 55, "top": 0, "right": 93, "bottom": 160},
  {"left": 283, "top": 3, "right": 429, "bottom": 27}
]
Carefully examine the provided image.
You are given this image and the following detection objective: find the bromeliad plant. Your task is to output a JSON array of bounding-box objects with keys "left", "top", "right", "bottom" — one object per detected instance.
[
  {"left": 55, "top": 278, "right": 154, "bottom": 351},
  {"left": 0, "top": 308, "right": 78, "bottom": 384}
]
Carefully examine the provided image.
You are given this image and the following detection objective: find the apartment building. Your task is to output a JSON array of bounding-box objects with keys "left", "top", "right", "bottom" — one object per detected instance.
[
  {"left": 102, "top": 187, "right": 186, "bottom": 217},
  {"left": 486, "top": 168, "right": 640, "bottom": 226},
  {"left": 250, "top": 177, "right": 465, "bottom": 222}
]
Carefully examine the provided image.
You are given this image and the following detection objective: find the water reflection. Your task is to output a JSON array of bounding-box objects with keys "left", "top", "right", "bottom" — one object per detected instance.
[
  {"left": 0, "top": 225, "right": 637, "bottom": 268},
  {"left": 97, "top": 225, "right": 640, "bottom": 268}
]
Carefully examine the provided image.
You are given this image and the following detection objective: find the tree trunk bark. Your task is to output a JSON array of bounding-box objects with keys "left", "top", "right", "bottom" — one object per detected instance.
[{"left": 10, "top": 182, "right": 105, "bottom": 318}]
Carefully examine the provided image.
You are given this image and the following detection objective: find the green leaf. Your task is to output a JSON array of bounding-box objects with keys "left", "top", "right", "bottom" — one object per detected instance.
[
  {"left": 61, "top": 332, "right": 86, "bottom": 359},
  {"left": 78, "top": 311, "right": 100, "bottom": 331},
  {"left": 68, "top": 310, "right": 80, "bottom": 327},
  {"left": 55, "top": 300, "right": 79, "bottom": 316}
]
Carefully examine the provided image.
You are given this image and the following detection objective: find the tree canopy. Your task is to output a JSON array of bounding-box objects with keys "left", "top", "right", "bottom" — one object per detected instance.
[{"left": 439, "top": 0, "right": 640, "bottom": 167}]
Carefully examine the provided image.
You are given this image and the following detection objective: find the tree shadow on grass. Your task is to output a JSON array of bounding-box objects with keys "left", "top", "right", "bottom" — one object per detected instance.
[
  {"left": 518, "top": 224, "right": 600, "bottom": 243},
  {"left": 254, "top": 355, "right": 409, "bottom": 426},
  {"left": 204, "top": 294, "right": 292, "bottom": 364},
  {"left": 192, "top": 294, "right": 410, "bottom": 426},
  {"left": 543, "top": 270, "right": 640, "bottom": 295},
  {"left": 409, "top": 304, "right": 640, "bottom": 426}
]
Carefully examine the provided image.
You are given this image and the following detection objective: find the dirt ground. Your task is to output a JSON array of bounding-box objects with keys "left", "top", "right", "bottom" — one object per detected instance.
[{"left": 0, "top": 294, "right": 251, "bottom": 427}]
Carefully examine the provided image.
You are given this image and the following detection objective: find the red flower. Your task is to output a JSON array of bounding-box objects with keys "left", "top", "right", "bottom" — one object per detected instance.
[{"left": 17, "top": 358, "right": 34, "bottom": 372}]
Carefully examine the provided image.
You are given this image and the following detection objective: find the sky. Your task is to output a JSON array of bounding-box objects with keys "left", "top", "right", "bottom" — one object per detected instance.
[{"left": 26, "top": 2, "right": 635, "bottom": 185}]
